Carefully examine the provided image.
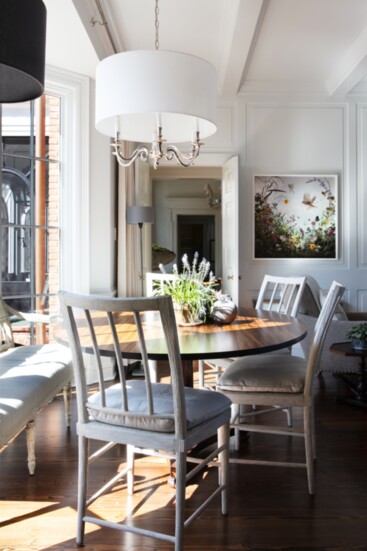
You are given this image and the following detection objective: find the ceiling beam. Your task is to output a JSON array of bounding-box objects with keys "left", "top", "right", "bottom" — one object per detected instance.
[
  {"left": 72, "top": 0, "right": 122, "bottom": 60},
  {"left": 327, "top": 24, "right": 367, "bottom": 97},
  {"left": 219, "top": 0, "right": 268, "bottom": 96}
]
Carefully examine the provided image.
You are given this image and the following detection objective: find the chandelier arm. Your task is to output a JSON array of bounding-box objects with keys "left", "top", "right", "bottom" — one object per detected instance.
[
  {"left": 112, "top": 142, "right": 150, "bottom": 167},
  {"left": 162, "top": 132, "right": 203, "bottom": 167},
  {"left": 164, "top": 144, "right": 200, "bottom": 167}
]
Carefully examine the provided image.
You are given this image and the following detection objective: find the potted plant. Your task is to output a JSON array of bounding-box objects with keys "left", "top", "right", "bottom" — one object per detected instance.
[
  {"left": 346, "top": 323, "right": 367, "bottom": 350},
  {"left": 156, "top": 252, "right": 216, "bottom": 325}
]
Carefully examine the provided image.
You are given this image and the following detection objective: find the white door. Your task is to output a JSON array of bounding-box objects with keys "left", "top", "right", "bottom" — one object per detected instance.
[{"left": 221, "top": 156, "right": 239, "bottom": 305}]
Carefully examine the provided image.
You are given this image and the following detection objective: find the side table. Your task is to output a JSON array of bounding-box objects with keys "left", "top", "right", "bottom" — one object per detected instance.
[{"left": 329, "top": 341, "right": 367, "bottom": 409}]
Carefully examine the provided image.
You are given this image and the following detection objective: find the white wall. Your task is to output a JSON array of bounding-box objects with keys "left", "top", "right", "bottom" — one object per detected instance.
[{"left": 237, "top": 93, "right": 367, "bottom": 311}]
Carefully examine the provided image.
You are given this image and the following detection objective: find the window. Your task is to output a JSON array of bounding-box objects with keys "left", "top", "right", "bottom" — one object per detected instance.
[{"left": 0, "top": 95, "right": 61, "bottom": 344}]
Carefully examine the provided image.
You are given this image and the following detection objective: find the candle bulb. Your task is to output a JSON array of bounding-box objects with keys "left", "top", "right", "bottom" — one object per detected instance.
[
  {"left": 156, "top": 112, "right": 162, "bottom": 132},
  {"left": 114, "top": 116, "right": 120, "bottom": 140}
]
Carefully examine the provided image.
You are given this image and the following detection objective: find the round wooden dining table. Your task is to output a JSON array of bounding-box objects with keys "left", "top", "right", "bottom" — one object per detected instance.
[{"left": 69, "top": 308, "right": 307, "bottom": 387}]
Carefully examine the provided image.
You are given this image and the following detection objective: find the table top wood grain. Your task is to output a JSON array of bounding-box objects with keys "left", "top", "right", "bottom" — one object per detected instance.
[{"left": 62, "top": 307, "right": 307, "bottom": 362}]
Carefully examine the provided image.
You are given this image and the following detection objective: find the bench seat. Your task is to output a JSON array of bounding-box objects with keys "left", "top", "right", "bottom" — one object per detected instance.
[{"left": 0, "top": 341, "right": 72, "bottom": 474}]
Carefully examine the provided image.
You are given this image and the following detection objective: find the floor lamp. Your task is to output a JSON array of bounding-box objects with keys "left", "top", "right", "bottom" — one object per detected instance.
[{"left": 127, "top": 206, "right": 154, "bottom": 295}]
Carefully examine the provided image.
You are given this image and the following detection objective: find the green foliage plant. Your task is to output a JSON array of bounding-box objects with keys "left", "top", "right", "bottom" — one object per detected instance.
[
  {"left": 346, "top": 323, "right": 367, "bottom": 342},
  {"left": 157, "top": 252, "right": 216, "bottom": 324}
]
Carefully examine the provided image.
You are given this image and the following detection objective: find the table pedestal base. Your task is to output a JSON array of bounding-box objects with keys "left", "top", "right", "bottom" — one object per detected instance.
[
  {"left": 334, "top": 371, "right": 367, "bottom": 409},
  {"left": 330, "top": 343, "right": 367, "bottom": 409}
]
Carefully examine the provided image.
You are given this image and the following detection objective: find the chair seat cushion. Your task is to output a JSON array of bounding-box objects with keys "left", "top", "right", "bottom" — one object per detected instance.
[
  {"left": 87, "top": 380, "right": 231, "bottom": 433},
  {"left": 217, "top": 355, "right": 307, "bottom": 393}
]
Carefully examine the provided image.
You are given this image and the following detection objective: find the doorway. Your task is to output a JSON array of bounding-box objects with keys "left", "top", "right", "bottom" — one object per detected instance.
[{"left": 177, "top": 215, "right": 215, "bottom": 273}]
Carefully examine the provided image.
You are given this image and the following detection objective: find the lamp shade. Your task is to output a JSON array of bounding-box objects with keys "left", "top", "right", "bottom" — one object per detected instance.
[
  {"left": 95, "top": 50, "right": 217, "bottom": 143},
  {"left": 0, "top": 0, "right": 46, "bottom": 103},
  {"left": 126, "top": 206, "right": 154, "bottom": 225}
]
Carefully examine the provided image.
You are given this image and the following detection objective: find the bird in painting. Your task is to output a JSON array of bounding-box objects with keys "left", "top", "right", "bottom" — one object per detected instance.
[{"left": 302, "top": 193, "right": 317, "bottom": 208}]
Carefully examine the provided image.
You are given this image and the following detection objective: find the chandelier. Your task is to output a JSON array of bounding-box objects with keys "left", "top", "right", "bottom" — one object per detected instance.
[{"left": 95, "top": 0, "right": 218, "bottom": 169}]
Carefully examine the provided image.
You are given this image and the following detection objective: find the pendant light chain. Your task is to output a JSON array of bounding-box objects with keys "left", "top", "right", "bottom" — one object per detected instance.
[{"left": 155, "top": 0, "right": 159, "bottom": 50}]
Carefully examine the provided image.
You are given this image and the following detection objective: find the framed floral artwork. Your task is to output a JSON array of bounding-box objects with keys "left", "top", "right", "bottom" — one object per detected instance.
[{"left": 254, "top": 174, "right": 337, "bottom": 259}]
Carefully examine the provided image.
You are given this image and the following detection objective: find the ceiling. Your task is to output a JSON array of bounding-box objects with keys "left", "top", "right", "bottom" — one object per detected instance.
[{"left": 44, "top": 0, "right": 367, "bottom": 97}]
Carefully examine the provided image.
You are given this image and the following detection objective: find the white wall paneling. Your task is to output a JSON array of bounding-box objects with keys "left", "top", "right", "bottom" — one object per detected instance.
[
  {"left": 203, "top": 102, "right": 238, "bottom": 152},
  {"left": 357, "top": 103, "right": 367, "bottom": 268},
  {"left": 240, "top": 99, "right": 366, "bottom": 309},
  {"left": 357, "top": 290, "right": 367, "bottom": 311}
]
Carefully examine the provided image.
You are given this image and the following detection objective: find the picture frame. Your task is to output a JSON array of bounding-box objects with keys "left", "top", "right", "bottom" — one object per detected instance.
[{"left": 254, "top": 174, "right": 338, "bottom": 259}]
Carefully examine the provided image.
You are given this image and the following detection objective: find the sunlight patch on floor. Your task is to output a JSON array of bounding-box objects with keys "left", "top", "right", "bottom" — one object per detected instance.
[{"left": 0, "top": 502, "right": 98, "bottom": 549}]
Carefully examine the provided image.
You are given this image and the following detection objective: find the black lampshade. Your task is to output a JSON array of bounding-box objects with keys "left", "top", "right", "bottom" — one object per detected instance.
[{"left": 0, "top": 0, "right": 47, "bottom": 103}]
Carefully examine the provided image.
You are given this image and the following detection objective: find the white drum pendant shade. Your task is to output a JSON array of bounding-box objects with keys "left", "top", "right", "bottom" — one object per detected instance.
[{"left": 95, "top": 50, "right": 217, "bottom": 143}]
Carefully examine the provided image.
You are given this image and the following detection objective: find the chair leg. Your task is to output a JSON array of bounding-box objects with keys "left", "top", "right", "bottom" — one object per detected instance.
[
  {"left": 218, "top": 422, "right": 229, "bottom": 515},
  {"left": 285, "top": 406, "right": 293, "bottom": 427},
  {"left": 148, "top": 360, "right": 158, "bottom": 383},
  {"left": 63, "top": 382, "right": 72, "bottom": 427},
  {"left": 174, "top": 450, "right": 186, "bottom": 551},
  {"left": 198, "top": 360, "right": 205, "bottom": 388},
  {"left": 127, "top": 444, "right": 135, "bottom": 495},
  {"left": 26, "top": 419, "right": 36, "bottom": 475},
  {"left": 230, "top": 403, "right": 240, "bottom": 450},
  {"left": 304, "top": 405, "right": 315, "bottom": 495},
  {"left": 311, "top": 401, "right": 317, "bottom": 460},
  {"left": 76, "top": 435, "right": 89, "bottom": 546}
]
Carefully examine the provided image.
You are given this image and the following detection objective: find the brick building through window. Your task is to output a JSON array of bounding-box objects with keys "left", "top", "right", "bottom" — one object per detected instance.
[{"left": 0, "top": 95, "right": 61, "bottom": 344}]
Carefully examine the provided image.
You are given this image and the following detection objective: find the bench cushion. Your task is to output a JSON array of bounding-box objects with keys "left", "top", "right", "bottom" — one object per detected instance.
[{"left": 0, "top": 344, "right": 72, "bottom": 448}]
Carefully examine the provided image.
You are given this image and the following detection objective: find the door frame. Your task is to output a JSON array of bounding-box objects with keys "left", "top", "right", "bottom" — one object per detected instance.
[{"left": 165, "top": 197, "right": 221, "bottom": 271}]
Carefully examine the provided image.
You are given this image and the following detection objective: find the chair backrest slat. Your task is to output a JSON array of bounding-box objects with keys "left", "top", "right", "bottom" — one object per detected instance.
[
  {"left": 107, "top": 310, "right": 129, "bottom": 410},
  {"left": 304, "top": 281, "right": 345, "bottom": 398},
  {"left": 85, "top": 308, "right": 107, "bottom": 407},
  {"left": 134, "top": 311, "right": 154, "bottom": 414}
]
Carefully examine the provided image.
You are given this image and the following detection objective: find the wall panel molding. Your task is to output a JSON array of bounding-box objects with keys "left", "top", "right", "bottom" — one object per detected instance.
[{"left": 357, "top": 103, "right": 367, "bottom": 268}]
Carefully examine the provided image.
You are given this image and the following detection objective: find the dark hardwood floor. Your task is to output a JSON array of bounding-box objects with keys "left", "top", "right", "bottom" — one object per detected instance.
[{"left": 1, "top": 368, "right": 366, "bottom": 551}]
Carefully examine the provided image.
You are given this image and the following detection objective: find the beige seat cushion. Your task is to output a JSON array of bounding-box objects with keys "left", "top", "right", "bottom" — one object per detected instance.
[{"left": 217, "top": 355, "right": 307, "bottom": 393}]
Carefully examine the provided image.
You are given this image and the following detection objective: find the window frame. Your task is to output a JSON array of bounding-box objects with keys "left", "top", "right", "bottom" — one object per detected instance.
[
  {"left": 45, "top": 66, "right": 90, "bottom": 294},
  {"left": 1, "top": 67, "right": 90, "bottom": 313}
]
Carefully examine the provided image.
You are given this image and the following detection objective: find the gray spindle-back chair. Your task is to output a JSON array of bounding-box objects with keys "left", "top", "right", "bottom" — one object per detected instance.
[
  {"left": 59, "top": 291, "right": 231, "bottom": 551},
  {"left": 199, "top": 275, "right": 307, "bottom": 398},
  {"left": 217, "top": 280, "right": 345, "bottom": 495}
]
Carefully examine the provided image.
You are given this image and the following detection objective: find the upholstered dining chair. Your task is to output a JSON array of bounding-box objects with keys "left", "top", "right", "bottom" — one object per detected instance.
[
  {"left": 59, "top": 291, "right": 231, "bottom": 551},
  {"left": 199, "top": 275, "right": 307, "bottom": 399},
  {"left": 216, "top": 280, "right": 345, "bottom": 495}
]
